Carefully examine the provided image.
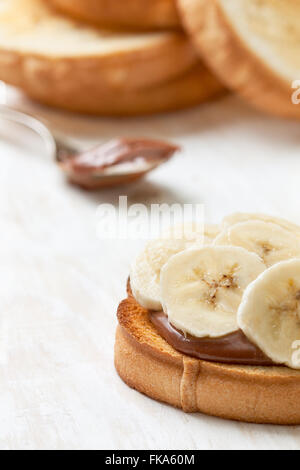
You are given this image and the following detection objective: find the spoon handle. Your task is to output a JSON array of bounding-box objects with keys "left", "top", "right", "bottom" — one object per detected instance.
[{"left": 0, "top": 104, "right": 78, "bottom": 160}]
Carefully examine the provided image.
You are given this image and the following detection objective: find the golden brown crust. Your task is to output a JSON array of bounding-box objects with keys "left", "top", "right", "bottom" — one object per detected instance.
[
  {"left": 0, "top": 62, "right": 224, "bottom": 115},
  {"left": 115, "top": 291, "right": 300, "bottom": 424},
  {"left": 49, "top": 0, "right": 180, "bottom": 30},
  {"left": 178, "top": 0, "right": 300, "bottom": 119}
]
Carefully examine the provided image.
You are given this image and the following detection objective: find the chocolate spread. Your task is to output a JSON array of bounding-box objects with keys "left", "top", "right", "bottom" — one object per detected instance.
[
  {"left": 59, "top": 138, "right": 179, "bottom": 174},
  {"left": 150, "top": 311, "right": 274, "bottom": 366}
]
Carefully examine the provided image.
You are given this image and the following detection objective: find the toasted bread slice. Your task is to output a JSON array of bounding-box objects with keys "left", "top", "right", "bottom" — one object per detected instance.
[
  {"left": 178, "top": 0, "right": 300, "bottom": 118},
  {"left": 115, "top": 288, "right": 300, "bottom": 424},
  {"left": 2, "top": 63, "right": 224, "bottom": 116},
  {"left": 0, "top": 0, "right": 197, "bottom": 94},
  {"left": 49, "top": 0, "right": 180, "bottom": 30}
]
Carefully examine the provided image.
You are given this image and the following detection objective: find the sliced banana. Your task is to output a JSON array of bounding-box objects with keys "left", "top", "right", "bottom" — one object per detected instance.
[
  {"left": 238, "top": 259, "right": 300, "bottom": 369},
  {"left": 222, "top": 212, "right": 300, "bottom": 234},
  {"left": 215, "top": 220, "right": 300, "bottom": 267},
  {"left": 130, "top": 223, "right": 203, "bottom": 310},
  {"left": 160, "top": 246, "right": 265, "bottom": 338}
]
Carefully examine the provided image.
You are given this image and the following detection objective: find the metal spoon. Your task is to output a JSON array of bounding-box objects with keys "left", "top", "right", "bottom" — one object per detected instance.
[
  {"left": 0, "top": 104, "right": 178, "bottom": 189},
  {"left": 0, "top": 103, "right": 57, "bottom": 156}
]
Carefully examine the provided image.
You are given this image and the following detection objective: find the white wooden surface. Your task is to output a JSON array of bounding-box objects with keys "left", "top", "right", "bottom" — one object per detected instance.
[{"left": 1, "top": 87, "right": 300, "bottom": 450}]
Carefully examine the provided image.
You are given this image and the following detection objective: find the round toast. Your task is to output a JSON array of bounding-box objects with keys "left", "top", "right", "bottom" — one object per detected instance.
[
  {"left": 0, "top": 0, "right": 197, "bottom": 94},
  {"left": 115, "top": 288, "right": 300, "bottom": 424},
  {"left": 49, "top": 0, "right": 180, "bottom": 30},
  {"left": 178, "top": 0, "right": 300, "bottom": 119}
]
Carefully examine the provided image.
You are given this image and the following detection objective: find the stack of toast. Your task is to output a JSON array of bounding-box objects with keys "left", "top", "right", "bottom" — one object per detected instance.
[
  {"left": 0, "top": 0, "right": 223, "bottom": 115},
  {"left": 0, "top": 0, "right": 298, "bottom": 118}
]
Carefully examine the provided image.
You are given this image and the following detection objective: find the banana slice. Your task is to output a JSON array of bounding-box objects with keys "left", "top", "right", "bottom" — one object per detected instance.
[
  {"left": 222, "top": 212, "right": 300, "bottom": 234},
  {"left": 160, "top": 246, "right": 265, "bottom": 338},
  {"left": 238, "top": 259, "right": 300, "bottom": 369},
  {"left": 130, "top": 223, "right": 203, "bottom": 310},
  {"left": 215, "top": 220, "right": 300, "bottom": 267}
]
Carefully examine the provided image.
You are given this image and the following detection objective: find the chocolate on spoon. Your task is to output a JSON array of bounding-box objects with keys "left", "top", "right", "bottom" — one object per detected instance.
[{"left": 58, "top": 138, "right": 180, "bottom": 190}]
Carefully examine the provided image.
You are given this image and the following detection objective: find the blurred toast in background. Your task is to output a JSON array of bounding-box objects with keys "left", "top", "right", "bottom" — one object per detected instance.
[
  {"left": 0, "top": 0, "right": 223, "bottom": 115},
  {"left": 0, "top": 0, "right": 299, "bottom": 118},
  {"left": 178, "top": 0, "right": 300, "bottom": 119}
]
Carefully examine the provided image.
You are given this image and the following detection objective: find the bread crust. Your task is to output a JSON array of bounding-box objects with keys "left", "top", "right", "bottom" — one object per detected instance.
[
  {"left": 178, "top": 0, "right": 300, "bottom": 118},
  {"left": 0, "top": 62, "right": 224, "bottom": 115},
  {"left": 49, "top": 0, "right": 180, "bottom": 30},
  {"left": 115, "top": 291, "right": 300, "bottom": 424}
]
